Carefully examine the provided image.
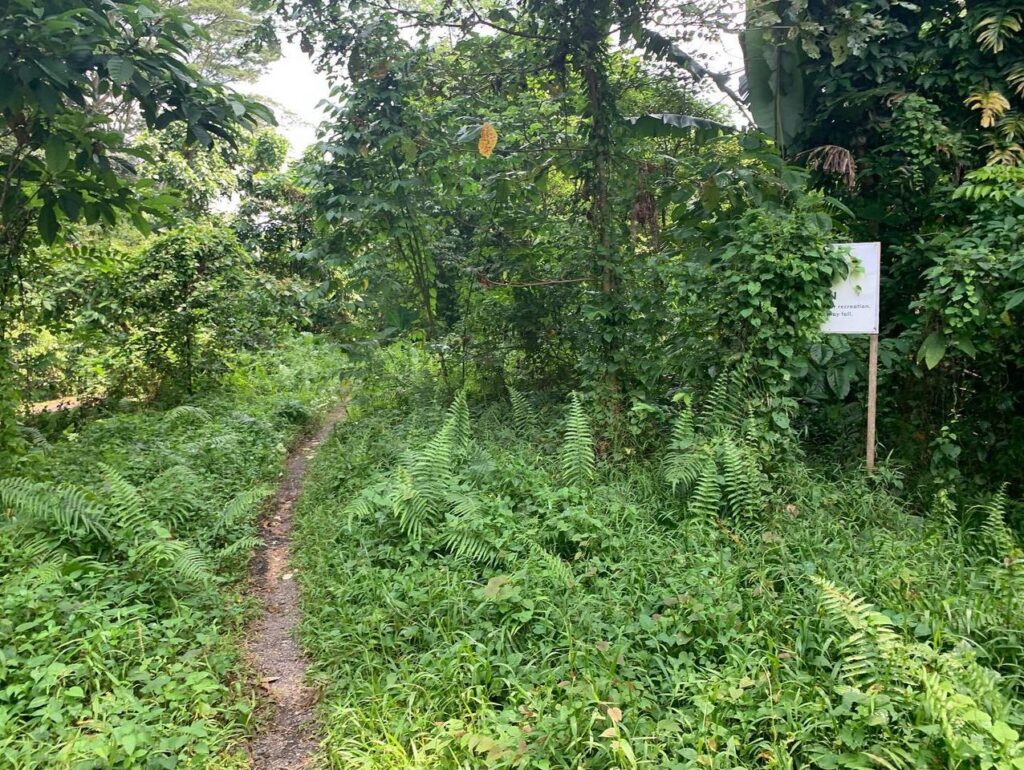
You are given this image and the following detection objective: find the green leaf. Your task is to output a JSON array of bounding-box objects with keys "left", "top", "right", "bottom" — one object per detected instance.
[
  {"left": 37, "top": 204, "right": 59, "bottom": 244},
  {"left": 1005, "top": 288, "right": 1024, "bottom": 311},
  {"left": 918, "top": 332, "right": 947, "bottom": 370},
  {"left": 107, "top": 56, "right": 135, "bottom": 85},
  {"left": 741, "top": 26, "right": 806, "bottom": 155},
  {"left": 44, "top": 135, "right": 69, "bottom": 174},
  {"left": 622, "top": 113, "right": 733, "bottom": 139},
  {"left": 57, "top": 190, "right": 82, "bottom": 220}
]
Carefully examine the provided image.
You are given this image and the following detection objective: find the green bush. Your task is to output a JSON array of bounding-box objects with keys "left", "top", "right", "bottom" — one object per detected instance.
[{"left": 0, "top": 335, "right": 343, "bottom": 769}]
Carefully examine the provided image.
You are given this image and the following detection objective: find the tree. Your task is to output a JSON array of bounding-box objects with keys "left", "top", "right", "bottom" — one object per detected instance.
[
  {"left": 285, "top": 0, "right": 739, "bottom": 416},
  {"left": 0, "top": 0, "right": 274, "bottom": 452},
  {"left": 165, "top": 0, "right": 281, "bottom": 83},
  {"left": 742, "top": 0, "right": 1024, "bottom": 483}
]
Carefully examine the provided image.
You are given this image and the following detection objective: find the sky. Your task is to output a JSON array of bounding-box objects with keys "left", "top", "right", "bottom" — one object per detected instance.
[
  {"left": 244, "top": 24, "right": 745, "bottom": 158},
  {"left": 246, "top": 38, "right": 332, "bottom": 157}
]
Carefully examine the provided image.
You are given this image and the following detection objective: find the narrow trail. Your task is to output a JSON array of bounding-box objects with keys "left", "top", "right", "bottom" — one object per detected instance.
[{"left": 246, "top": 402, "right": 347, "bottom": 770}]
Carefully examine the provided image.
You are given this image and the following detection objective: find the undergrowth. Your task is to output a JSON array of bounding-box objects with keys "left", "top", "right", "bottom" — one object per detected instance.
[
  {"left": 0, "top": 334, "right": 342, "bottom": 769},
  {"left": 295, "top": 348, "right": 1024, "bottom": 769}
]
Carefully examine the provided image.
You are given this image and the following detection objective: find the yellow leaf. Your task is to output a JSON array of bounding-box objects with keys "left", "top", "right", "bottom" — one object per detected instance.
[
  {"left": 965, "top": 90, "right": 1011, "bottom": 128},
  {"left": 600, "top": 727, "right": 618, "bottom": 738},
  {"left": 607, "top": 706, "right": 622, "bottom": 724},
  {"left": 478, "top": 121, "right": 498, "bottom": 158}
]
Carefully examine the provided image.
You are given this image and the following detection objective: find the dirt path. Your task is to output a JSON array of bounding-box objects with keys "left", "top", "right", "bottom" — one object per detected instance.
[{"left": 246, "top": 402, "right": 347, "bottom": 770}]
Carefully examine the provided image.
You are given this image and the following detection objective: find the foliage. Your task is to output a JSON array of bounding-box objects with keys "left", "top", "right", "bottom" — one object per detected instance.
[
  {"left": 743, "top": 0, "right": 1024, "bottom": 486},
  {"left": 293, "top": 351, "right": 1024, "bottom": 770},
  {"left": 128, "top": 222, "right": 257, "bottom": 396},
  {"left": 0, "top": 0, "right": 273, "bottom": 453},
  {"left": 165, "top": 0, "right": 280, "bottom": 84},
  {"left": 0, "top": 335, "right": 342, "bottom": 767}
]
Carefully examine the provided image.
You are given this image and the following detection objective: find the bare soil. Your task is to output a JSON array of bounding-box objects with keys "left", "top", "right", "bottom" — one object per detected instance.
[{"left": 246, "top": 402, "right": 347, "bottom": 770}]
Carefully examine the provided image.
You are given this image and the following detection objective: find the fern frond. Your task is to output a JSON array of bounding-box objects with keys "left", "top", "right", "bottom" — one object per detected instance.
[
  {"left": 393, "top": 470, "right": 432, "bottom": 543},
  {"left": 669, "top": 406, "right": 695, "bottom": 449},
  {"left": 977, "top": 487, "right": 1018, "bottom": 563},
  {"left": 530, "top": 543, "right": 575, "bottom": 587},
  {"left": 20, "top": 532, "right": 69, "bottom": 565},
  {"left": 813, "top": 577, "right": 902, "bottom": 687},
  {"left": 100, "top": 465, "right": 150, "bottom": 534},
  {"left": 699, "top": 370, "right": 748, "bottom": 434},
  {"left": 664, "top": 451, "right": 706, "bottom": 493},
  {"left": 135, "top": 538, "right": 212, "bottom": 585},
  {"left": 213, "top": 487, "right": 271, "bottom": 540},
  {"left": 561, "top": 393, "right": 595, "bottom": 487},
  {"left": 18, "top": 426, "right": 51, "bottom": 451},
  {"left": 507, "top": 385, "right": 536, "bottom": 437},
  {"left": 688, "top": 457, "right": 722, "bottom": 519},
  {"left": 448, "top": 392, "right": 471, "bottom": 454},
  {"left": 0, "top": 477, "right": 110, "bottom": 542},
  {"left": 442, "top": 527, "right": 500, "bottom": 565},
  {"left": 217, "top": 536, "right": 264, "bottom": 561},
  {"left": 143, "top": 465, "right": 204, "bottom": 529},
  {"left": 718, "top": 436, "right": 757, "bottom": 519},
  {"left": 344, "top": 488, "right": 381, "bottom": 529},
  {"left": 166, "top": 405, "right": 212, "bottom": 424}
]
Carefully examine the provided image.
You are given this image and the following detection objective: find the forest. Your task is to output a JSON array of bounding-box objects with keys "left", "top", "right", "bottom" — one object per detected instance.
[{"left": 2, "top": 0, "right": 1024, "bottom": 768}]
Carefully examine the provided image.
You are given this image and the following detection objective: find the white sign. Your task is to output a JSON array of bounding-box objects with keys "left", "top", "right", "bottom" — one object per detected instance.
[{"left": 822, "top": 242, "right": 881, "bottom": 335}]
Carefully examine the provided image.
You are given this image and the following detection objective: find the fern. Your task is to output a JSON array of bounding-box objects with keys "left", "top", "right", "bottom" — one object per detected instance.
[
  {"left": 142, "top": 465, "right": 204, "bottom": 529},
  {"left": 217, "top": 535, "right": 264, "bottom": 562},
  {"left": 392, "top": 468, "right": 433, "bottom": 542},
  {"left": 442, "top": 526, "right": 500, "bottom": 565},
  {"left": 688, "top": 456, "right": 722, "bottom": 519},
  {"left": 976, "top": 487, "right": 1019, "bottom": 564},
  {"left": 664, "top": 433, "right": 763, "bottom": 521},
  {"left": 813, "top": 577, "right": 1024, "bottom": 766},
  {"left": 560, "top": 393, "right": 594, "bottom": 487},
  {"left": 664, "top": 374, "right": 767, "bottom": 522},
  {"left": 101, "top": 465, "right": 151, "bottom": 534},
  {"left": 135, "top": 537, "right": 213, "bottom": 585},
  {"left": 212, "top": 487, "right": 270, "bottom": 541},
  {"left": 18, "top": 426, "right": 51, "bottom": 451},
  {"left": 507, "top": 385, "right": 536, "bottom": 437},
  {"left": 442, "top": 494, "right": 504, "bottom": 565},
  {"left": 447, "top": 392, "right": 471, "bottom": 454},
  {"left": 0, "top": 477, "right": 110, "bottom": 542},
  {"left": 669, "top": 404, "right": 695, "bottom": 449},
  {"left": 719, "top": 437, "right": 757, "bottom": 519},
  {"left": 166, "top": 404, "right": 212, "bottom": 424},
  {"left": 813, "top": 577, "right": 902, "bottom": 688},
  {"left": 698, "top": 370, "right": 748, "bottom": 434},
  {"left": 530, "top": 542, "right": 575, "bottom": 587}
]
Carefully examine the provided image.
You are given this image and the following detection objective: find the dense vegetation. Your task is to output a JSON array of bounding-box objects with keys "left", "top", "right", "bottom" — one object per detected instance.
[
  {"left": 298, "top": 348, "right": 1024, "bottom": 769},
  {"left": 2, "top": 0, "right": 1024, "bottom": 767},
  {"left": 0, "top": 336, "right": 341, "bottom": 767}
]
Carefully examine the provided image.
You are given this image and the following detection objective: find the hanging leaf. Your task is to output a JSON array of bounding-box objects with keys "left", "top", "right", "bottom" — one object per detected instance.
[
  {"left": 44, "top": 134, "right": 69, "bottom": 173},
  {"left": 622, "top": 113, "right": 733, "bottom": 139},
  {"left": 918, "top": 332, "right": 947, "bottom": 370},
  {"left": 107, "top": 56, "right": 135, "bottom": 85},
  {"left": 740, "top": 24, "right": 807, "bottom": 156},
  {"left": 478, "top": 121, "right": 497, "bottom": 158},
  {"left": 37, "top": 204, "right": 59, "bottom": 244}
]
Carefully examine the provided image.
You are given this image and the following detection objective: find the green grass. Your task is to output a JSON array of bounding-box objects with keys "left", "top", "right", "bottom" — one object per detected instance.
[
  {"left": 294, "top": 350, "right": 1024, "bottom": 769},
  {"left": 0, "top": 334, "right": 343, "bottom": 769}
]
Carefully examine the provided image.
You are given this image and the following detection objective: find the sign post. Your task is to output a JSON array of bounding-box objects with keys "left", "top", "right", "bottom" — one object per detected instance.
[{"left": 822, "top": 243, "right": 881, "bottom": 471}]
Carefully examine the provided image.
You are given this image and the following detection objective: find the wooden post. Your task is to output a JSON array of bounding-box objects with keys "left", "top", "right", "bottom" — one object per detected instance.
[{"left": 866, "top": 333, "right": 878, "bottom": 472}]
